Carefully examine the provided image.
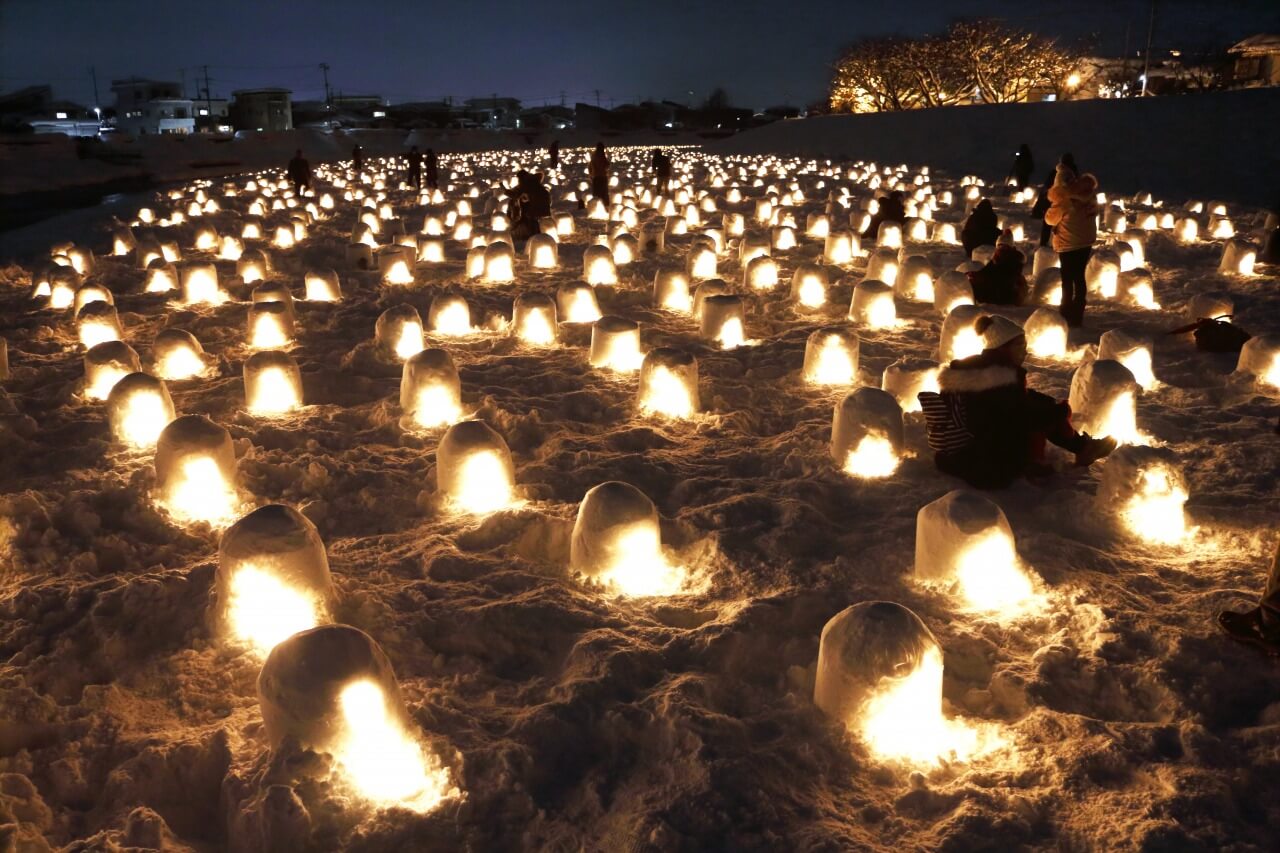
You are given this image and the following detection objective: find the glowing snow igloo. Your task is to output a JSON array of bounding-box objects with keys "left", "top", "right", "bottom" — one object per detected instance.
[
  {"left": 790, "top": 263, "right": 829, "bottom": 309},
  {"left": 583, "top": 245, "right": 618, "bottom": 285},
  {"left": 653, "top": 270, "right": 693, "bottom": 313},
  {"left": 691, "top": 279, "right": 730, "bottom": 319},
  {"left": 257, "top": 624, "right": 456, "bottom": 812},
  {"left": 938, "top": 305, "right": 987, "bottom": 363},
  {"left": 244, "top": 350, "right": 303, "bottom": 415},
  {"left": 824, "top": 230, "right": 858, "bottom": 265},
  {"left": 153, "top": 329, "right": 206, "bottom": 381},
  {"left": 305, "top": 269, "right": 342, "bottom": 302},
  {"left": 1186, "top": 292, "right": 1234, "bottom": 322},
  {"left": 378, "top": 246, "right": 417, "bottom": 285},
  {"left": 1085, "top": 251, "right": 1121, "bottom": 299},
  {"left": 237, "top": 248, "right": 271, "bottom": 284},
  {"left": 589, "top": 316, "right": 643, "bottom": 372},
  {"left": 848, "top": 280, "right": 896, "bottom": 329},
  {"left": 881, "top": 357, "right": 940, "bottom": 413},
  {"left": 217, "top": 504, "right": 334, "bottom": 656},
  {"left": 400, "top": 348, "right": 462, "bottom": 429},
  {"left": 865, "top": 248, "right": 900, "bottom": 287},
  {"left": 107, "top": 373, "right": 176, "bottom": 448},
  {"left": 1218, "top": 239, "right": 1257, "bottom": 276},
  {"left": 1097, "top": 445, "right": 1190, "bottom": 546},
  {"left": 1236, "top": 335, "right": 1280, "bottom": 389},
  {"left": 686, "top": 244, "right": 718, "bottom": 280},
  {"left": 831, "top": 387, "right": 903, "bottom": 478},
  {"left": 1068, "top": 359, "right": 1142, "bottom": 444},
  {"left": 376, "top": 305, "right": 425, "bottom": 361},
  {"left": 915, "top": 490, "right": 1036, "bottom": 613},
  {"left": 348, "top": 242, "right": 374, "bottom": 270},
  {"left": 803, "top": 328, "right": 860, "bottom": 386},
  {"left": 76, "top": 302, "right": 123, "bottom": 349},
  {"left": 1024, "top": 308, "right": 1069, "bottom": 358},
  {"left": 512, "top": 293, "right": 558, "bottom": 344},
  {"left": 436, "top": 420, "right": 516, "bottom": 514},
  {"left": 154, "top": 414, "right": 239, "bottom": 526},
  {"left": 1098, "top": 329, "right": 1157, "bottom": 390},
  {"left": 1119, "top": 268, "right": 1159, "bottom": 309},
  {"left": 700, "top": 294, "right": 746, "bottom": 349},
  {"left": 72, "top": 283, "right": 112, "bottom": 315},
  {"left": 556, "top": 283, "right": 602, "bottom": 324},
  {"left": 638, "top": 348, "right": 699, "bottom": 418},
  {"left": 180, "top": 261, "right": 224, "bottom": 305},
  {"left": 1031, "top": 247, "right": 1058, "bottom": 279},
  {"left": 932, "top": 271, "right": 974, "bottom": 316},
  {"left": 526, "top": 233, "right": 559, "bottom": 269},
  {"left": 428, "top": 294, "right": 472, "bottom": 336},
  {"left": 814, "top": 601, "right": 980, "bottom": 763},
  {"left": 570, "top": 481, "right": 684, "bottom": 597},
  {"left": 248, "top": 302, "right": 294, "bottom": 349},
  {"left": 84, "top": 340, "right": 141, "bottom": 401},
  {"left": 744, "top": 255, "right": 779, "bottom": 291},
  {"left": 895, "top": 255, "right": 933, "bottom": 303},
  {"left": 1033, "top": 267, "right": 1063, "bottom": 306}
]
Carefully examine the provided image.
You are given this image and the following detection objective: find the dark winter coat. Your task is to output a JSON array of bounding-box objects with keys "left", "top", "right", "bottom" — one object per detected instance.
[
  {"left": 930, "top": 357, "right": 1029, "bottom": 488},
  {"left": 968, "top": 244, "right": 1028, "bottom": 306},
  {"left": 861, "top": 194, "right": 907, "bottom": 241},
  {"left": 961, "top": 200, "right": 1001, "bottom": 257},
  {"left": 1260, "top": 226, "right": 1280, "bottom": 264},
  {"left": 287, "top": 155, "right": 310, "bottom": 188},
  {"left": 508, "top": 174, "right": 551, "bottom": 239}
]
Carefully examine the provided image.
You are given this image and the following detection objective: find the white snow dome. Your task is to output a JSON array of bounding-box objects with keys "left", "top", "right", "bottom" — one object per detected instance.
[
  {"left": 686, "top": 243, "right": 718, "bottom": 281},
  {"left": 1098, "top": 329, "right": 1157, "bottom": 390},
  {"left": 881, "top": 357, "right": 940, "bottom": 414},
  {"left": 653, "top": 270, "right": 693, "bottom": 313},
  {"left": 401, "top": 348, "right": 462, "bottom": 429},
  {"left": 84, "top": 340, "right": 141, "bottom": 401},
  {"left": 237, "top": 247, "right": 271, "bottom": 284},
  {"left": 436, "top": 420, "right": 516, "bottom": 514},
  {"left": 248, "top": 301, "right": 294, "bottom": 349},
  {"left": 1068, "top": 359, "right": 1142, "bottom": 444},
  {"left": 180, "top": 261, "right": 224, "bottom": 305},
  {"left": 153, "top": 329, "right": 207, "bottom": 381},
  {"left": 638, "top": 348, "right": 699, "bottom": 418},
  {"left": 865, "top": 248, "right": 900, "bottom": 287},
  {"left": 512, "top": 292, "right": 558, "bottom": 345},
  {"left": 938, "top": 305, "right": 986, "bottom": 363},
  {"left": 217, "top": 504, "right": 335, "bottom": 656},
  {"left": 106, "top": 372, "right": 176, "bottom": 448},
  {"left": 1085, "top": 250, "right": 1121, "bottom": 299},
  {"left": 1219, "top": 238, "right": 1257, "bottom": 276},
  {"left": 428, "top": 294, "right": 473, "bottom": 337},
  {"left": 831, "top": 387, "right": 903, "bottom": 478},
  {"left": 848, "top": 280, "right": 896, "bottom": 329},
  {"left": 1024, "top": 308, "right": 1069, "bottom": 359},
  {"left": 915, "top": 490, "right": 1037, "bottom": 613},
  {"left": 304, "top": 269, "right": 342, "bottom": 302},
  {"left": 1118, "top": 268, "right": 1159, "bottom": 310},
  {"left": 895, "top": 255, "right": 933, "bottom": 303},
  {"left": 257, "top": 624, "right": 457, "bottom": 812},
  {"left": 823, "top": 230, "right": 858, "bottom": 265},
  {"left": 1032, "top": 246, "right": 1058, "bottom": 279},
  {"left": 154, "top": 414, "right": 239, "bottom": 526},
  {"left": 744, "top": 255, "right": 779, "bottom": 291},
  {"left": 1186, "top": 292, "right": 1234, "bottom": 322},
  {"left": 556, "top": 282, "right": 602, "bottom": 324},
  {"left": 790, "top": 263, "right": 828, "bottom": 310},
  {"left": 583, "top": 244, "right": 618, "bottom": 286},
  {"left": 1236, "top": 335, "right": 1280, "bottom": 389},
  {"left": 376, "top": 305, "right": 425, "bottom": 361},
  {"left": 526, "top": 233, "right": 559, "bottom": 269},
  {"left": 1097, "top": 445, "right": 1189, "bottom": 546},
  {"left": 803, "top": 328, "right": 860, "bottom": 386},
  {"left": 570, "top": 481, "right": 685, "bottom": 597},
  {"left": 76, "top": 301, "right": 123, "bottom": 350},
  {"left": 244, "top": 350, "right": 303, "bottom": 415},
  {"left": 700, "top": 294, "right": 746, "bottom": 349},
  {"left": 691, "top": 279, "right": 730, "bottom": 319},
  {"left": 590, "top": 316, "right": 643, "bottom": 373},
  {"left": 932, "top": 270, "right": 974, "bottom": 317}
]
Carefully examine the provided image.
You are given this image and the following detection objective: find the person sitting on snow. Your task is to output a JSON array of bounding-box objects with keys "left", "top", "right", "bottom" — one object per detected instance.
[
  {"left": 968, "top": 237, "right": 1028, "bottom": 306},
  {"left": 861, "top": 190, "right": 906, "bottom": 243},
  {"left": 1218, "top": 539, "right": 1280, "bottom": 655},
  {"left": 919, "top": 315, "right": 1116, "bottom": 489},
  {"left": 506, "top": 170, "right": 551, "bottom": 241},
  {"left": 961, "top": 199, "right": 1001, "bottom": 258}
]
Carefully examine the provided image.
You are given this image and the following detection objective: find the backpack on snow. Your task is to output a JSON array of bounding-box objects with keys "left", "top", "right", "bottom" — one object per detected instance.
[{"left": 1167, "top": 315, "right": 1252, "bottom": 354}]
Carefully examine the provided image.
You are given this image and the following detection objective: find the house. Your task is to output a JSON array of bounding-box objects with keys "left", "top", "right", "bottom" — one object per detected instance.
[
  {"left": 110, "top": 78, "right": 194, "bottom": 135},
  {"left": 0, "top": 85, "right": 99, "bottom": 136},
  {"left": 519, "top": 105, "right": 574, "bottom": 131},
  {"left": 1229, "top": 34, "right": 1280, "bottom": 87},
  {"left": 464, "top": 97, "right": 522, "bottom": 130},
  {"left": 230, "top": 89, "right": 293, "bottom": 132},
  {"left": 193, "top": 97, "right": 231, "bottom": 132}
]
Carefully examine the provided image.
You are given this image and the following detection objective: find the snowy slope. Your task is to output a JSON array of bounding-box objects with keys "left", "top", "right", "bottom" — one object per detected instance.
[{"left": 0, "top": 144, "right": 1278, "bottom": 852}]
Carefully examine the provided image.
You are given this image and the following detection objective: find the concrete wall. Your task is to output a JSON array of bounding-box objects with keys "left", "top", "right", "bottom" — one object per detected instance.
[{"left": 714, "top": 88, "right": 1280, "bottom": 209}]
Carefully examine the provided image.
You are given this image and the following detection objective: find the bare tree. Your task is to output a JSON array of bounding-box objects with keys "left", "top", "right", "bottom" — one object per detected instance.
[{"left": 830, "top": 37, "right": 925, "bottom": 113}]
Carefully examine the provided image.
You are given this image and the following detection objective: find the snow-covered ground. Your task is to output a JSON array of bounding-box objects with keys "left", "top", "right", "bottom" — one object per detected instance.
[{"left": 1, "top": 142, "right": 1278, "bottom": 852}]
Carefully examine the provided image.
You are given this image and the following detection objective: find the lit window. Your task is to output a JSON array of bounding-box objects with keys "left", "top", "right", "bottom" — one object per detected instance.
[
  {"left": 56, "top": 111, "right": 68, "bottom": 119},
  {"left": 373, "top": 110, "right": 386, "bottom": 118},
  {"left": 199, "top": 108, "right": 209, "bottom": 116}
]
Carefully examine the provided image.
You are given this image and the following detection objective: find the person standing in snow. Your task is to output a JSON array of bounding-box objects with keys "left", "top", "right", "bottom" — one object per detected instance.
[
  {"left": 1219, "top": 540, "right": 1280, "bottom": 655},
  {"left": 1009, "top": 143, "right": 1034, "bottom": 189},
  {"left": 589, "top": 142, "right": 610, "bottom": 202},
  {"left": 351, "top": 144, "right": 365, "bottom": 173},
  {"left": 653, "top": 148, "right": 672, "bottom": 194},
  {"left": 861, "top": 190, "right": 907, "bottom": 243},
  {"left": 407, "top": 146, "right": 422, "bottom": 189},
  {"left": 286, "top": 149, "right": 311, "bottom": 195},
  {"left": 961, "top": 199, "right": 1002, "bottom": 257},
  {"left": 919, "top": 316, "right": 1116, "bottom": 489},
  {"left": 549, "top": 139, "right": 560, "bottom": 170},
  {"left": 1043, "top": 163, "right": 1099, "bottom": 328},
  {"left": 1031, "top": 170, "right": 1057, "bottom": 247},
  {"left": 425, "top": 148, "right": 439, "bottom": 190},
  {"left": 506, "top": 170, "right": 551, "bottom": 241}
]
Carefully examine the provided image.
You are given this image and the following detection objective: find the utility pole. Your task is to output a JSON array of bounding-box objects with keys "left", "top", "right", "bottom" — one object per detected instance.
[
  {"left": 202, "top": 65, "right": 213, "bottom": 131},
  {"left": 89, "top": 66, "right": 100, "bottom": 113},
  {"left": 594, "top": 89, "right": 601, "bottom": 108},
  {"left": 1141, "top": 0, "right": 1156, "bottom": 97},
  {"left": 320, "top": 63, "right": 332, "bottom": 109}
]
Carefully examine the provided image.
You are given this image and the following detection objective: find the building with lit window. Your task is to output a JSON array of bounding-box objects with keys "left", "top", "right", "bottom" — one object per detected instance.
[
  {"left": 110, "top": 78, "right": 195, "bottom": 135},
  {"left": 230, "top": 88, "right": 293, "bottom": 132}
]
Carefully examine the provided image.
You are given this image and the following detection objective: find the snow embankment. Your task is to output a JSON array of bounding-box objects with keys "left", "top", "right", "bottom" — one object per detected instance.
[{"left": 714, "top": 88, "right": 1280, "bottom": 209}]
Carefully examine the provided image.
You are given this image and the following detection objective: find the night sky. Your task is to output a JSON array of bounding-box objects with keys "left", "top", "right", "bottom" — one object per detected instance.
[{"left": 2, "top": 0, "right": 1277, "bottom": 110}]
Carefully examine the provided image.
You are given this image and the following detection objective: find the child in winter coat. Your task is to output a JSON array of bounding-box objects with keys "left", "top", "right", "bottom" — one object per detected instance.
[
  {"left": 967, "top": 241, "right": 1028, "bottom": 306},
  {"left": 1043, "top": 165, "right": 1099, "bottom": 327},
  {"left": 961, "top": 199, "right": 1002, "bottom": 257},
  {"left": 920, "top": 316, "right": 1115, "bottom": 489}
]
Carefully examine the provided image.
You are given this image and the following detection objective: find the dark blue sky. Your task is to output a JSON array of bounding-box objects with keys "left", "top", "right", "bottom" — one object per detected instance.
[{"left": 2, "top": 0, "right": 1276, "bottom": 109}]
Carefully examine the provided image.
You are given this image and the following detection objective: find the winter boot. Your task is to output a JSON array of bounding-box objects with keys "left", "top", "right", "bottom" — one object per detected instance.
[
  {"left": 1074, "top": 433, "right": 1117, "bottom": 467},
  {"left": 1218, "top": 608, "right": 1280, "bottom": 656}
]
